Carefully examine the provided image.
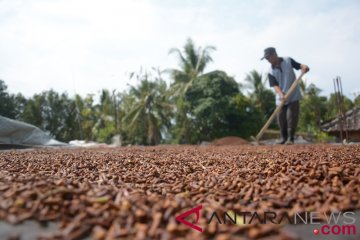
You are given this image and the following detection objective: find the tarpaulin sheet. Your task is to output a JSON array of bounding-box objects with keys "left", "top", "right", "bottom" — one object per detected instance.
[{"left": 0, "top": 116, "right": 67, "bottom": 146}]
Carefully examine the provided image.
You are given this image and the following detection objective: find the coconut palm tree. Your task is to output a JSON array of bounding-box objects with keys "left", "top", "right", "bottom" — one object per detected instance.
[
  {"left": 168, "top": 38, "right": 216, "bottom": 97},
  {"left": 168, "top": 38, "right": 216, "bottom": 143},
  {"left": 244, "top": 70, "right": 275, "bottom": 121},
  {"left": 244, "top": 70, "right": 266, "bottom": 107},
  {"left": 299, "top": 79, "right": 307, "bottom": 96},
  {"left": 123, "top": 69, "right": 172, "bottom": 145}
]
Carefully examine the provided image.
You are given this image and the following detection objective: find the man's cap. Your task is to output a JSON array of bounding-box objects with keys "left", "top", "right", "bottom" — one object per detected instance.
[{"left": 261, "top": 47, "right": 276, "bottom": 60}]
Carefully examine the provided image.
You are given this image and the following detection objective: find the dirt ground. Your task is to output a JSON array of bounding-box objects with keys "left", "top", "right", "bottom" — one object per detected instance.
[
  {"left": 211, "top": 136, "right": 249, "bottom": 146},
  {"left": 0, "top": 144, "right": 359, "bottom": 240}
]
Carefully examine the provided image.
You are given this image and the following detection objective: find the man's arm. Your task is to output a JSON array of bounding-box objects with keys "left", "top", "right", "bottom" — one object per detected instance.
[
  {"left": 273, "top": 85, "right": 285, "bottom": 101},
  {"left": 268, "top": 74, "right": 285, "bottom": 100},
  {"left": 290, "top": 58, "right": 310, "bottom": 73},
  {"left": 300, "top": 64, "right": 310, "bottom": 74}
]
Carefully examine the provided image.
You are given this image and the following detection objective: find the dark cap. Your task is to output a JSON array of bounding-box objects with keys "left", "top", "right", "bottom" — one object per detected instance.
[{"left": 261, "top": 47, "right": 276, "bottom": 60}]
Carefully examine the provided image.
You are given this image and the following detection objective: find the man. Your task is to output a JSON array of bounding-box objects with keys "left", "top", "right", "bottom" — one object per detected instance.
[{"left": 261, "top": 47, "right": 309, "bottom": 144}]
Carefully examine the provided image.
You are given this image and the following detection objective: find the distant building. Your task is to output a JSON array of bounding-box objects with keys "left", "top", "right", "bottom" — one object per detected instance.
[{"left": 321, "top": 106, "right": 360, "bottom": 142}]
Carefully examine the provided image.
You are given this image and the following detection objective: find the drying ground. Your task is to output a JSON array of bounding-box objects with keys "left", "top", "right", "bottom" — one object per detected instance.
[{"left": 0, "top": 144, "right": 359, "bottom": 239}]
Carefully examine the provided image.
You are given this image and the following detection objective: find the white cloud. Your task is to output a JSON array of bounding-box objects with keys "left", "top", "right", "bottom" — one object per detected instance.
[{"left": 0, "top": 0, "right": 359, "bottom": 100}]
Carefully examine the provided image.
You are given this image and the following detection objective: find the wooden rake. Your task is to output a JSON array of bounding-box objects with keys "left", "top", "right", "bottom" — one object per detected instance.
[{"left": 251, "top": 72, "right": 306, "bottom": 144}]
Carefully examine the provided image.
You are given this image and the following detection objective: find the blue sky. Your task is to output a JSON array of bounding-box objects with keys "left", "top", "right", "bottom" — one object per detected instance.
[{"left": 0, "top": 0, "right": 359, "bottom": 100}]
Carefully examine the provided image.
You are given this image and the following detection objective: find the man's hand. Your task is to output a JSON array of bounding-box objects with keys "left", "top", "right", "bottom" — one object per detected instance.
[
  {"left": 300, "top": 64, "right": 310, "bottom": 74},
  {"left": 273, "top": 86, "right": 286, "bottom": 101},
  {"left": 279, "top": 92, "right": 286, "bottom": 101}
]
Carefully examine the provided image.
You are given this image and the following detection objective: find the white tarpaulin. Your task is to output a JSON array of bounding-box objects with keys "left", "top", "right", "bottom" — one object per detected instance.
[{"left": 0, "top": 115, "right": 67, "bottom": 146}]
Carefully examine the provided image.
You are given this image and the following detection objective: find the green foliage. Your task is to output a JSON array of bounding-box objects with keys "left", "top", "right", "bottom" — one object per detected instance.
[
  {"left": 306, "top": 125, "right": 334, "bottom": 143},
  {"left": 233, "top": 93, "right": 263, "bottom": 138},
  {"left": 75, "top": 94, "right": 97, "bottom": 141},
  {"left": 15, "top": 89, "right": 120, "bottom": 144},
  {"left": 168, "top": 38, "right": 216, "bottom": 96},
  {"left": 324, "top": 93, "right": 354, "bottom": 121},
  {"left": 18, "top": 90, "right": 81, "bottom": 142},
  {"left": 0, "top": 80, "right": 19, "bottom": 118},
  {"left": 1, "top": 39, "right": 358, "bottom": 145},
  {"left": 121, "top": 69, "right": 172, "bottom": 145},
  {"left": 19, "top": 93, "right": 45, "bottom": 128},
  {"left": 168, "top": 38, "right": 216, "bottom": 143},
  {"left": 92, "top": 89, "right": 119, "bottom": 143},
  {"left": 96, "top": 121, "right": 116, "bottom": 143},
  {"left": 298, "top": 82, "right": 340, "bottom": 141},
  {"left": 169, "top": 97, "right": 192, "bottom": 144},
  {"left": 355, "top": 95, "right": 360, "bottom": 107},
  {"left": 13, "top": 93, "right": 28, "bottom": 119},
  {"left": 243, "top": 70, "right": 276, "bottom": 127},
  {"left": 298, "top": 83, "right": 328, "bottom": 132},
  {"left": 185, "top": 71, "right": 243, "bottom": 142}
]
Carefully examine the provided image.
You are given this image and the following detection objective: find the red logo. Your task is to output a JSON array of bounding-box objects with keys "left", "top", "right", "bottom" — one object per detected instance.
[{"left": 175, "top": 205, "right": 203, "bottom": 232}]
